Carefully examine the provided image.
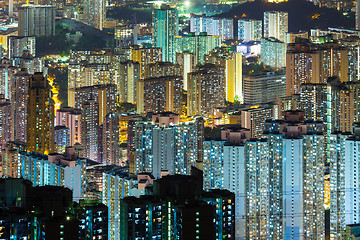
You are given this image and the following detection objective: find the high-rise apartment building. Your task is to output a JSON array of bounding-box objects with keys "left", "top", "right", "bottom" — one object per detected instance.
[
  {"left": 356, "top": 0, "right": 360, "bottom": 30},
  {"left": 263, "top": 11, "right": 288, "bottom": 42},
  {"left": 262, "top": 111, "right": 325, "bottom": 239},
  {"left": 76, "top": 200, "right": 108, "bottom": 240},
  {"left": 2, "top": 141, "right": 26, "bottom": 178},
  {"left": 187, "top": 63, "right": 225, "bottom": 117},
  {"left": 189, "top": 14, "right": 234, "bottom": 40},
  {"left": 134, "top": 113, "right": 204, "bottom": 177},
  {"left": 18, "top": 147, "right": 87, "bottom": 201},
  {"left": 118, "top": 60, "right": 140, "bottom": 104},
  {"left": 7, "top": 36, "right": 35, "bottom": 58},
  {"left": 54, "top": 125, "right": 70, "bottom": 153},
  {"left": 241, "top": 106, "right": 275, "bottom": 138},
  {"left": 26, "top": 73, "right": 54, "bottom": 155},
  {"left": 279, "top": 94, "right": 301, "bottom": 118},
  {"left": 15, "top": 52, "right": 45, "bottom": 74},
  {"left": 18, "top": 5, "right": 55, "bottom": 37},
  {"left": 102, "top": 113, "right": 120, "bottom": 165},
  {"left": 56, "top": 107, "right": 82, "bottom": 146},
  {"left": 243, "top": 71, "right": 286, "bottom": 104},
  {"left": 102, "top": 170, "right": 138, "bottom": 240},
  {"left": 220, "top": 18, "right": 234, "bottom": 40},
  {"left": 204, "top": 48, "right": 243, "bottom": 103},
  {"left": 68, "top": 84, "right": 117, "bottom": 125},
  {"left": 143, "top": 61, "right": 182, "bottom": 79},
  {"left": 120, "top": 169, "right": 235, "bottom": 240},
  {"left": 0, "top": 95, "right": 11, "bottom": 153},
  {"left": 202, "top": 125, "right": 252, "bottom": 239},
  {"left": 329, "top": 131, "right": 352, "bottom": 239},
  {"left": 10, "top": 69, "right": 30, "bottom": 142},
  {"left": 137, "top": 76, "right": 183, "bottom": 115},
  {"left": 202, "top": 111, "right": 325, "bottom": 239},
  {"left": 261, "top": 37, "right": 286, "bottom": 68},
  {"left": 0, "top": 59, "right": 15, "bottom": 99},
  {"left": 174, "top": 33, "right": 220, "bottom": 65},
  {"left": 81, "top": 99, "right": 99, "bottom": 162},
  {"left": 330, "top": 123, "right": 360, "bottom": 239},
  {"left": 286, "top": 42, "right": 350, "bottom": 96},
  {"left": 176, "top": 52, "right": 195, "bottom": 91},
  {"left": 83, "top": 0, "right": 105, "bottom": 30},
  {"left": 327, "top": 77, "right": 355, "bottom": 135},
  {"left": 124, "top": 46, "right": 163, "bottom": 79},
  {"left": 238, "top": 19, "right": 262, "bottom": 42},
  {"left": 152, "top": 5, "right": 178, "bottom": 62},
  {"left": 300, "top": 83, "right": 327, "bottom": 123},
  {"left": 68, "top": 50, "right": 115, "bottom": 90}
]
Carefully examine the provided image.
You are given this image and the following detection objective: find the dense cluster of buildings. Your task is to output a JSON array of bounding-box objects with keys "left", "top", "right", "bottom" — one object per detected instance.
[{"left": 1, "top": 0, "right": 360, "bottom": 239}]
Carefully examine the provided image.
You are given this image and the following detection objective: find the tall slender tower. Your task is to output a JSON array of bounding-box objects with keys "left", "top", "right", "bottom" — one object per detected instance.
[
  {"left": 8, "top": 0, "right": 13, "bottom": 19},
  {"left": 27, "top": 73, "right": 54, "bottom": 154},
  {"left": 152, "top": 5, "right": 178, "bottom": 62},
  {"left": 357, "top": 0, "right": 360, "bottom": 30},
  {"left": 83, "top": 0, "right": 105, "bottom": 30},
  {"left": 263, "top": 11, "right": 288, "bottom": 42}
]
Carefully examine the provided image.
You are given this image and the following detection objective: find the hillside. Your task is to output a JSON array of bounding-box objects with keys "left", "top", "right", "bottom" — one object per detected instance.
[{"left": 216, "top": 0, "right": 354, "bottom": 32}]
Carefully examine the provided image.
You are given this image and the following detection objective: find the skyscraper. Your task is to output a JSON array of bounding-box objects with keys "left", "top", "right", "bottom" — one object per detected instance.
[
  {"left": 152, "top": 5, "right": 178, "bottom": 62},
  {"left": 329, "top": 131, "right": 352, "bottom": 239},
  {"left": 125, "top": 46, "right": 163, "bottom": 79},
  {"left": 83, "top": 0, "right": 106, "bottom": 30},
  {"left": 241, "top": 106, "right": 275, "bottom": 138},
  {"left": 238, "top": 19, "right": 262, "bottom": 42},
  {"left": 68, "top": 50, "right": 115, "bottom": 90},
  {"left": 81, "top": 99, "right": 99, "bottom": 162},
  {"left": 18, "top": 5, "right": 55, "bottom": 37},
  {"left": 176, "top": 52, "right": 195, "bottom": 91},
  {"left": 263, "top": 11, "right": 288, "bottom": 42},
  {"left": 18, "top": 147, "right": 87, "bottom": 201},
  {"left": 118, "top": 60, "right": 140, "bottom": 104},
  {"left": 189, "top": 14, "right": 234, "bottom": 40},
  {"left": 300, "top": 83, "right": 327, "bottom": 123},
  {"left": 68, "top": 84, "right": 117, "bottom": 125},
  {"left": 174, "top": 33, "right": 220, "bottom": 65},
  {"left": 187, "top": 63, "right": 225, "bottom": 117},
  {"left": 327, "top": 77, "right": 354, "bottom": 136},
  {"left": 0, "top": 95, "right": 11, "bottom": 153},
  {"left": 204, "top": 48, "right": 243, "bottom": 103},
  {"left": 10, "top": 69, "right": 30, "bottom": 142},
  {"left": 26, "top": 73, "right": 54, "bottom": 155},
  {"left": 102, "top": 170, "right": 138, "bottom": 240},
  {"left": 134, "top": 113, "right": 204, "bottom": 177},
  {"left": 243, "top": 71, "right": 286, "bottom": 104},
  {"left": 286, "top": 42, "right": 349, "bottom": 96},
  {"left": 356, "top": 0, "right": 360, "bottom": 30},
  {"left": 137, "top": 76, "right": 183, "bottom": 115},
  {"left": 7, "top": 36, "right": 36, "bottom": 58},
  {"left": 261, "top": 37, "right": 286, "bottom": 68},
  {"left": 120, "top": 169, "right": 235, "bottom": 240},
  {"left": 102, "top": 112, "right": 120, "bottom": 165},
  {"left": 262, "top": 111, "right": 325, "bottom": 239},
  {"left": 56, "top": 107, "right": 82, "bottom": 146},
  {"left": 54, "top": 125, "right": 70, "bottom": 153}
]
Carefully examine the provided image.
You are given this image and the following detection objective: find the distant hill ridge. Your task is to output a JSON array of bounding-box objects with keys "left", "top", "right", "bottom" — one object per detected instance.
[{"left": 215, "top": 0, "right": 354, "bottom": 32}]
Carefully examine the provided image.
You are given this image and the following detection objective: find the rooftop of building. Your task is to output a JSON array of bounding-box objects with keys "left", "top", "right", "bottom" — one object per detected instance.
[
  {"left": 105, "top": 167, "right": 136, "bottom": 180},
  {"left": 141, "top": 75, "right": 182, "bottom": 82},
  {"left": 0, "top": 28, "right": 17, "bottom": 35},
  {"left": 57, "top": 107, "right": 82, "bottom": 114},
  {"left": 262, "top": 37, "right": 284, "bottom": 43}
]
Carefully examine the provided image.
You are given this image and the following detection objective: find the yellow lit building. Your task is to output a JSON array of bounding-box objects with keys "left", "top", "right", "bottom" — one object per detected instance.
[
  {"left": 0, "top": 28, "right": 18, "bottom": 50},
  {"left": 204, "top": 48, "right": 242, "bottom": 103},
  {"left": 27, "top": 73, "right": 55, "bottom": 154}
]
